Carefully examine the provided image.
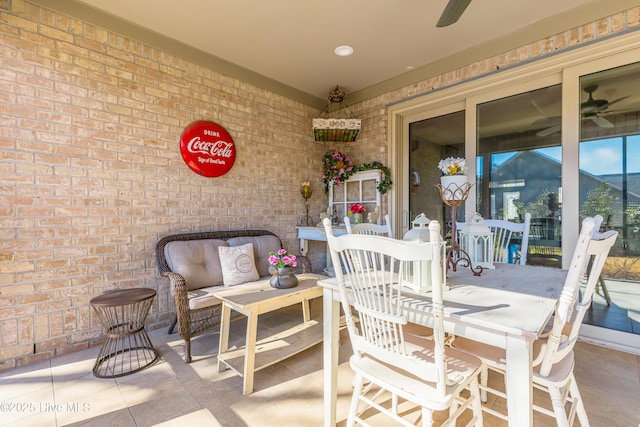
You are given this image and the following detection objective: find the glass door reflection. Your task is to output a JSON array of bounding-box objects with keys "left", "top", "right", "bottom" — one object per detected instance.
[
  {"left": 579, "top": 62, "right": 640, "bottom": 334},
  {"left": 409, "top": 110, "right": 466, "bottom": 230},
  {"left": 477, "top": 84, "right": 563, "bottom": 267}
]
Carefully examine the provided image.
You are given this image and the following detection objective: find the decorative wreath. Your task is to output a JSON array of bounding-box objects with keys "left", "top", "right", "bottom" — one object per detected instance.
[
  {"left": 322, "top": 148, "right": 393, "bottom": 195},
  {"left": 322, "top": 148, "right": 354, "bottom": 193}
]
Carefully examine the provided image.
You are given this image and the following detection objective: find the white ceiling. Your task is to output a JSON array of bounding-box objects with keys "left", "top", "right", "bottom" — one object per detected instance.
[{"left": 41, "top": 0, "right": 635, "bottom": 106}]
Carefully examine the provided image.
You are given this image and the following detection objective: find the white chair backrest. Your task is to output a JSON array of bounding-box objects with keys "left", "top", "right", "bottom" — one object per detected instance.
[
  {"left": 344, "top": 214, "right": 393, "bottom": 238},
  {"left": 538, "top": 216, "right": 617, "bottom": 377},
  {"left": 323, "top": 218, "right": 453, "bottom": 394},
  {"left": 457, "top": 213, "right": 531, "bottom": 265}
]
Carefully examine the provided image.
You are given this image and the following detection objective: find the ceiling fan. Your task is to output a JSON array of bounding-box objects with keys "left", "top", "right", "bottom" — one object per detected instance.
[
  {"left": 437, "top": 0, "right": 472, "bottom": 27},
  {"left": 534, "top": 85, "right": 629, "bottom": 137},
  {"left": 580, "top": 84, "right": 628, "bottom": 126}
]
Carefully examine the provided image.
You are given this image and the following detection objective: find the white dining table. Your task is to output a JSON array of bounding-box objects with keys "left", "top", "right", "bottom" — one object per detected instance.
[{"left": 318, "top": 263, "right": 568, "bottom": 427}]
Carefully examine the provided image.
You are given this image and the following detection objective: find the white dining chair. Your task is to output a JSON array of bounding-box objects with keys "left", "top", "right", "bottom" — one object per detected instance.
[
  {"left": 323, "top": 218, "right": 483, "bottom": 427},
  {"left": 457, "top": 212, "right": 531, "bottom": 265},
  {"left": 347, "top": 213, "right": 437, "bottom": 340},
  {"left": 451, "top": 216, "right": 618, "bottom": 426},
  {"left": 344, "top": 213, "right": 393, "bottom": 238}
]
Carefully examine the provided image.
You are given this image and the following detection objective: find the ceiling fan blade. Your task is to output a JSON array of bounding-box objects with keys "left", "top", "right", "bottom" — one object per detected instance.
[
  {"left": 437, "top": 0, "right": 472, "bottom": 27},
  {"left": 532, "top": 116, "right": 560, "bottom": 127},
  {"left": 600, "top": 107, "right": 640, "bottom": 115},
  {"left": 530, "top": 98, "right": 547, "bottom": 116},
  {"left": 590, "top": 116, "right": 614, "bottom": 128},
  {"left": 600, "top": 95, "right": 630, "bottom": 110},
  {"left": 536, "top": 124, "right": 561, "bottom": 137}
]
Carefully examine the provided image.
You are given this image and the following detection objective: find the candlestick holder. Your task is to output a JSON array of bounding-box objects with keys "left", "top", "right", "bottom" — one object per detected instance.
[
  {"left": 434, "top": 181, "right": 483, "bottom": 276},
  {"left": 298, "top": 182, "right": 315, "bottom": 226}
]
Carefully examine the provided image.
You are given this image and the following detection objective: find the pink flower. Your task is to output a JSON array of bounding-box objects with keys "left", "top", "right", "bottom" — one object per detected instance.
[
  {"left": 282, "top": 255, "right": 297, "bottom": 267},
  {"left": 268, "top": 250, "right": 297, "bottom": 268}
]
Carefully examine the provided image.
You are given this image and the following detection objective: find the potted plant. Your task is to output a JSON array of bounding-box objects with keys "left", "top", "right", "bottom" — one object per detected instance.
[
  {"left": 438, "top": 156, "right": 469, "bottom": 200},
  {"left": 349, "top": 203, "right": 366, "bottom": 224},
  {"left": 267, "top": 249, "right": 298, "bottom": 288}
]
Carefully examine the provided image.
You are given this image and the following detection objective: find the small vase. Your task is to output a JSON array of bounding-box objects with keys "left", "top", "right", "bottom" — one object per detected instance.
[
  {"left": 268, "top": 266, "right": 298, "bottom": 289},
  {"left": 352, "top": 213, "right": 363, "bottom": 224},
  {"left": 440, "top": 175, "right": 469, "bottom": 200}
]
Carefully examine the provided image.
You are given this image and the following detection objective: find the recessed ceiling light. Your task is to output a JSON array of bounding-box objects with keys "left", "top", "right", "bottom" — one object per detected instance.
[{"left": 335, "top": 45, "right": 354, "bottom": 56}]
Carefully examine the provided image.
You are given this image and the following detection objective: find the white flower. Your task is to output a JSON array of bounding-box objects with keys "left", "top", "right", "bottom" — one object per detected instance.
[{"left": 438, "top": 157, "right": 467, "bottom": 176}]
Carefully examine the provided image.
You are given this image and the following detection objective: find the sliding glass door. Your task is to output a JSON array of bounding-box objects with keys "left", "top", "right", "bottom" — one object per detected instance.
[
  {"left": 476, "top": 85, "right": 563, "bottom": 267},
  {"left": 578, "top": 62, "right": 640, "bottom": 337}
]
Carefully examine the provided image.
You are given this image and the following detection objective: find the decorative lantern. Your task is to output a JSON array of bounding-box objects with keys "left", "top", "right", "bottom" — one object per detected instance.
[
  {"left": 459, "top": 213, "right": 494, "bottom": 269},
  {"left": 402, "top": 213, "right": 431, "bottom": 243},
  {"left": 401, "top": 214, "right": 447, "bottom": 293}
]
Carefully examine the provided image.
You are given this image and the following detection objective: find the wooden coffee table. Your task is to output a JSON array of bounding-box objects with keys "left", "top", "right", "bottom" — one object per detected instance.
[{"left": 216, "top": 274, "right": 324, "bottom": 395}]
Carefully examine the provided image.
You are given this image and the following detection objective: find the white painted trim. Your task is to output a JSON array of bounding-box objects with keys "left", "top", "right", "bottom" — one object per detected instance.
[{"left": 579, "top": 324, "right": 640, "bottom": 355}]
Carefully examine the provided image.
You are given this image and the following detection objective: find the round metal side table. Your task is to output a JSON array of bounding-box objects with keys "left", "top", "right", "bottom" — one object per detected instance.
[{"left": 90, "top": 288, "right": 158, "bottom": 378}]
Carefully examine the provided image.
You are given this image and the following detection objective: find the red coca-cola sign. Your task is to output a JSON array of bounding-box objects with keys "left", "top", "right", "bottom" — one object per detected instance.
[{"left": 179, "top": 120, "right": 236, "bottom": 177}]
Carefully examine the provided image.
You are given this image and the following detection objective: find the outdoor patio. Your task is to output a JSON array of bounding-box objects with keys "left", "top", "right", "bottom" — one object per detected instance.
[{"left": 1, "top": 301, "right": 639, "bottom": 427}]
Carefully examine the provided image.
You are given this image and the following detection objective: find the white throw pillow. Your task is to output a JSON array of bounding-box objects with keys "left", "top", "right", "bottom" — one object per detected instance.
[{"left": 218, "top": 243, "right": 260, "bottom": 286}]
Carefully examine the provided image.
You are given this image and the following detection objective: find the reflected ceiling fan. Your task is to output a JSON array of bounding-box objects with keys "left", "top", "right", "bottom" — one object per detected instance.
[
  {"left": 534, "top": 85, "right": 629, "bottom": 137},
  {"left": 437, "top": 0, "right": 472, "bottom": 27}
]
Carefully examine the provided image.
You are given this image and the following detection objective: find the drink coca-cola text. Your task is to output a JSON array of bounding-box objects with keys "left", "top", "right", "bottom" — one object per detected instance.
[{"left": 187, "top": 137, "right": 234, "bottom": 158}]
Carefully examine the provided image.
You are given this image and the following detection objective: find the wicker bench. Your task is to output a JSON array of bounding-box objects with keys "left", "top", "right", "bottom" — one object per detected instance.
[{"left": 155, "top": 230, "right": 312, "bottom": 363}]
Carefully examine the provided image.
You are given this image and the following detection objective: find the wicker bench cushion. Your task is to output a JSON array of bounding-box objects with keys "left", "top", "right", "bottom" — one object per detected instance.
[
  {"left": 227, "top": 235, "right": 281, "bottom": 277},
  {"left": 163, "top": 235, "right": 282, "bottom": 292},
  {"left": 164, "top": 239, "right": 228, "bottom": 290},
  {"left": 186, "top": 286, "right": 223, "bottom": 310},
  {"left": 187, "top": 276, "right": 272, "bottom": 310}
]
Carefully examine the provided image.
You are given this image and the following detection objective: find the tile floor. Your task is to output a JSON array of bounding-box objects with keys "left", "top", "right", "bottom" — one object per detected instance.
[{"left": 1, "top": 301, "right": 639, "bottom": 427}]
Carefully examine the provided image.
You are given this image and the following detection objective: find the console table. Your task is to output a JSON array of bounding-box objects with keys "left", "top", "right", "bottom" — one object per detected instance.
[
  {"left": 297, "top": 226, "right": 347, "bottom": 255},
  {"left": 216, "top": 274, "right": 325, "bottom": 395}
]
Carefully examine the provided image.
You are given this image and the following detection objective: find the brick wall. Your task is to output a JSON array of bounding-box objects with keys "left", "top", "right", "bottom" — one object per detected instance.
[
  {"left": 1, "top": 0, "right": 639, "bottom": 370},
  {"left": 0, "top": 0, "right": 335, "bottom": 370}
]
